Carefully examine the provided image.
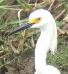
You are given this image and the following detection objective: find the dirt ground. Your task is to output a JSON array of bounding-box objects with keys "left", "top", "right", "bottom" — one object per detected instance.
[{"left": 7, "top": 50, "right": 35, "bottom": 74}]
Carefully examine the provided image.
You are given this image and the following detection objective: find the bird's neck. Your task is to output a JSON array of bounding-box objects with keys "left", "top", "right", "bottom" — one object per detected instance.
[
  {"left": 35, "top": 24, "right": 53, "bottom": 70},
  {"left": 35, "top": 21, "right": 57, "bottom": 71}
]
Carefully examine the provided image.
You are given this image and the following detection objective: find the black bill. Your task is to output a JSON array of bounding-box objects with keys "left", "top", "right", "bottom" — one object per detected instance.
[{"left": 5, "top": 23, "right": 33, "bottom": 36}]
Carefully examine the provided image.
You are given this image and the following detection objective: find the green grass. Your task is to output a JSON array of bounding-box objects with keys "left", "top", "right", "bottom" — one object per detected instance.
[{"left": 47, "top": 35, "right": 68, "bottom": 74}]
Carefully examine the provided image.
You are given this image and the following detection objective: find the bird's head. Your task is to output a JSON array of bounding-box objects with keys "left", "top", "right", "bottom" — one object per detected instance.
[
  {"left": 5, "top": 9, "right": 55, "bottom": 36},
  {"left": 29, "top": 9, "right": 52, "bottom": 28}
]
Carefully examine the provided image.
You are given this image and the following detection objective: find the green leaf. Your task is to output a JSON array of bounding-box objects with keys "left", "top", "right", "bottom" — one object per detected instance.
[{"left": 0, "top": 0, "right": 4, "bottom": 3}]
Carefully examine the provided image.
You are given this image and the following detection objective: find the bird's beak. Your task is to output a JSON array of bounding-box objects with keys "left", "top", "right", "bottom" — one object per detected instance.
[
  {"left": 5, "top": 17, "right": 40, "bottom": 36},
  {"left": 5, "top": 23, "right": 33, "bottom": 36}
]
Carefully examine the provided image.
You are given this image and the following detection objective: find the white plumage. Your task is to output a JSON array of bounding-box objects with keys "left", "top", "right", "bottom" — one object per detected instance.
[{"left": 29, "top": 9, "right": 61, "bottom": 74}]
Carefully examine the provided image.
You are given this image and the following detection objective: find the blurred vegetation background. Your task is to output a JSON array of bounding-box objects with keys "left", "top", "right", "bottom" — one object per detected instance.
[{"left": 0, "top": 0, "right": 68, "bottom": 74}]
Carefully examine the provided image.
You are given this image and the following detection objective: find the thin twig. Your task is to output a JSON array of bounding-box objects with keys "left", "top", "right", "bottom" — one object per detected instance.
[
  {"left": 57, "top": 27, "right": 65, "bottom": 34},
  {"left": 55, "top": 9, "right": 66, "bottom": 20},
  {"left": 48, "top": 0, "right": 55, "bottom": 11},
  {"left": 54, "top": 9, "right": 66, "bottom": 35},
  {"left": 18, "top": 9, "right": 23, "bottom": 25},
  {"left": 55, "top": 3, "right": 63, "bottom": 10},
  {"left": 9, "top": 40, "right": 20, "bottom": 54},
  {"left": 31, "top": 35, "right": 35, "bottom": 48}
]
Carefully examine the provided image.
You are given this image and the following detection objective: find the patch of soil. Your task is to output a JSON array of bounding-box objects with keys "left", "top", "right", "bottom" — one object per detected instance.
[{"left": 6, "top": 49, "right": 35, "bottom": 74}]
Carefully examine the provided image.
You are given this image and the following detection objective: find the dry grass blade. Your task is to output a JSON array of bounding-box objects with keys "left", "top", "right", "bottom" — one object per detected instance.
[
  {"left": 63, "top": 15, "right": 68, "bottom": 23},
  {"left": 48, "top": 0, "right": 55, "bottom": 10},
  {"left": 55, "top": 9, "right": 66, "bottom": 20},
  {"left": 18, "top": 9, "right": 23, "bottom": 25},
  {"left": 31, "top": 35, "right": 35, "bottom": 48}
]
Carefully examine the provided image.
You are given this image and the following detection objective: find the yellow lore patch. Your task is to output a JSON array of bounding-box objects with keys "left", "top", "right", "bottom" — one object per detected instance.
[{"left": 29, "top": 18, "right": 41, "bottom": 24}]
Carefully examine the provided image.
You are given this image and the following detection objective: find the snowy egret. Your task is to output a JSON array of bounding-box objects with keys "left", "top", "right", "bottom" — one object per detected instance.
[{"left": 6, "top": 9, "right": 61, "bottom": 74}]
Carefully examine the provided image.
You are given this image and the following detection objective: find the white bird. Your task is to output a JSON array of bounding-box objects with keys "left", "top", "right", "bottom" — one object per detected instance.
[
  {"left": 28, "top": 9, "right": 61, "bottom": 74},
  {"left": 7, "top": 9, "right": 61, "bottom": 74}
]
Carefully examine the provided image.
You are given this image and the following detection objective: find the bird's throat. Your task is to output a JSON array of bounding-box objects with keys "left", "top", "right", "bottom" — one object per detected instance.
[{"left": 35, "top": 28, "right": 52, "bottom": 70}]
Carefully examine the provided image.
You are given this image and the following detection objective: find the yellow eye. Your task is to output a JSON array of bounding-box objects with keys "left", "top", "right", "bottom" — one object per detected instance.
[{"left": 29, "top": 17, "right": 41, "bottom": 24}]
